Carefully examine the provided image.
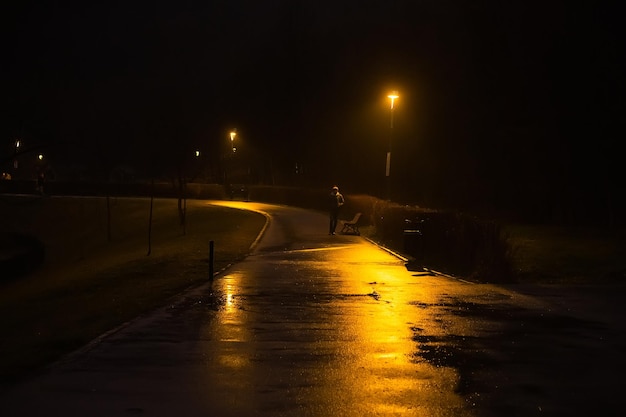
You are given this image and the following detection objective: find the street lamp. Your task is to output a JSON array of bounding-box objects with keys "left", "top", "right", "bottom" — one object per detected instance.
[
  {"left": 13, "top": 139, "right": 20, "bottom": 169},
  {"left": 224, "top": 129, "right": 238, "bottom": 185},
  {"left": 386, "top": 91, "right": 399, "bottom": 199},
  {"left": 230, "top": 129, "right": 237, "bottom": 153}
]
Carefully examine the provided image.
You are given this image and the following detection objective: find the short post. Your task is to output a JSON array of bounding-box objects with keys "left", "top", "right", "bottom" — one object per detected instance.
[{"left": 209, "top": 240, "right": 214, "bottom": 279}]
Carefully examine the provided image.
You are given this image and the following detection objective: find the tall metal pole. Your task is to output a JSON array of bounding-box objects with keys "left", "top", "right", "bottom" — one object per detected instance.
[
  {"left": 386, "top": 91, "right": 398, "bottom": 200},
  {"left": 386, "top": 106, "right": 393, "bottom": 200}
]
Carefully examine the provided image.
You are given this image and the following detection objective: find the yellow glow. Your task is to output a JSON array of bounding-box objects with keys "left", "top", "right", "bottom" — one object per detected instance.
[
  {"left": 388, "top": 91, "right": 399, "bottom": 109},
  {"left": 195, "top": 150, "right": 200, "bottom": 157},
  {"left": 223, "top": 281, "right": 237, "bottom": 312},
  {"left": 38, "top": 154, "right": 44, "bottom": 160},
  {"left": 218, "top": 353, "right": 249, "bottom": 369},
  {"left": 226, "top": 292, "right": 234, "bottom": 307},
  {"left": 230, "top": 130, "right": 237, "bottom": 141}
]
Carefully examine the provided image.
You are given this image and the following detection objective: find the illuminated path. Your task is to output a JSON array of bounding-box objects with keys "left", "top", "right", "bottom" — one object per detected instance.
[{"left": 0, "top": 202, "right": 623, "bottom": 416}]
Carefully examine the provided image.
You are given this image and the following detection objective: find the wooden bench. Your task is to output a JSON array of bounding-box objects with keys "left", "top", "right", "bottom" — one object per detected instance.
[{"left": 341, "top": 212, "right": 362, "bottom": 235}]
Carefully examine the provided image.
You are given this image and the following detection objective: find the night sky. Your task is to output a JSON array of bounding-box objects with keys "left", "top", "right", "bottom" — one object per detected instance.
[{"left": 2, "top": 1, "right": 624, "bottom": 222}]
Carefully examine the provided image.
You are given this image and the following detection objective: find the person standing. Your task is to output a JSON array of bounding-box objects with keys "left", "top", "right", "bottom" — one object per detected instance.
[{"left": 328, "top": 185, "right": 344, "bottom": 235}]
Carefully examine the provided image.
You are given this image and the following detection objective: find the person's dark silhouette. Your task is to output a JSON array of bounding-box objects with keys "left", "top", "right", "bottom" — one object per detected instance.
[{"left": 328, "top": 186, "right": 344, "bottom": 235}]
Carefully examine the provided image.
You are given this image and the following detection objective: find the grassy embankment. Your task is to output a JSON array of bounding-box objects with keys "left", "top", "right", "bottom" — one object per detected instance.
[
  {"left": 504, "top": 224, "right": 626, "bottom": 284},
  {"left": 0, "top": 196, "right": 265, "bottom": 386}
]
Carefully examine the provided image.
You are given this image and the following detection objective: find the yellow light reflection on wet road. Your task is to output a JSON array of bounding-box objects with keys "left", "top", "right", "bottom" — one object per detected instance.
[
  {"left": 193, "top": 202, "right": 473, "bottom": 416},
  {"left": 325, "top": 243, "right": 467, "bottom": 415}
]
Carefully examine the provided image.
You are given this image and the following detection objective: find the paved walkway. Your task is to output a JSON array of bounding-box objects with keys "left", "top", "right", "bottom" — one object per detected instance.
[{"left": 0, "top": 202, "right": 624, "bottom": 416}]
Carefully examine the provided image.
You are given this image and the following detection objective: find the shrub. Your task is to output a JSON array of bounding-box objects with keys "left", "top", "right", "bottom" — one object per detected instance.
[
  {"left": 0, "top": 233, "right": 45, "bottom": 282},
  {"left": 371, "top": 203, "right": 515, "bottom": 282}
]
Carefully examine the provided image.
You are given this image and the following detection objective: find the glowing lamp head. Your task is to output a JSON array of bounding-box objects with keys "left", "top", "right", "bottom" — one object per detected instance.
[{"left": 387, "top": 91, "right": 399, "bottom": 109}]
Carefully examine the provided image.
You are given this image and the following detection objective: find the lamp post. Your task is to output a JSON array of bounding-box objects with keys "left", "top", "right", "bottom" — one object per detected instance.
[
  {"left": 386, "top": 91, "right": 399, "bottom": 200},
  {"left": 13, "top": 139, "right": 20, "bottom": 170},
  {"left": 224, "top": 129, "right": 237, "bottom": 186},
  {"left": 230, "top": 129, "right": 237, "bottom": 153}
]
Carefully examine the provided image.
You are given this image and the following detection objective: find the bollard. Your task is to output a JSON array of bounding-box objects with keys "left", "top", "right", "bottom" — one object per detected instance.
[{"left": 209, "top": 240, "right": 214, "bottom": 279}]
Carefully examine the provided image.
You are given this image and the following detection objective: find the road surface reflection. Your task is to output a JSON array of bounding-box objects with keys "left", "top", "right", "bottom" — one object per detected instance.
[{"left": 194, "top": 202, "right": 474, "bottom": 416}]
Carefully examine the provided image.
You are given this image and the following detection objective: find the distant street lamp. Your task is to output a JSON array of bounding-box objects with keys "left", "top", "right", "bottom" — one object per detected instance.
[
  {"left": 386, "top": 91, "right": 399, "bottom": 200},
  {"left": 13, "top": 139, "right": 20, "bottom": 169},
  {"left": 230, "top": 129, "right": 237, "bottom": 153},
  {"left": 224, "top": 129, "right": 238, "bottom": 185}
]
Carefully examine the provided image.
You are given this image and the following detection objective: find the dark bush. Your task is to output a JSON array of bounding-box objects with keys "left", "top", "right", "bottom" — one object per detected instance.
[
  {"left": 372, "top": 203, "right": 515, "bottom": 282},
  {"left": 0, "top": 233, "right": 45, "bottom": 282}
]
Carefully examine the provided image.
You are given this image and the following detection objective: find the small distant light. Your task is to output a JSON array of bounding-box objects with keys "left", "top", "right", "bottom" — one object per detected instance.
[
  {"left": 38, "top": 154, "right": 44, "bottom": 160},
  {"left": 195, "top": 150, "right": 200, "bottom": 157}
]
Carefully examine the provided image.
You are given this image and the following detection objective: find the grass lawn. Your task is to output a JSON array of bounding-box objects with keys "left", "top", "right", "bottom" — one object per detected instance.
[
  {"left": 0, "top": 196, "right": 266, "bottom": 387},
  {"left": 505, "top": 224, "right": 626, "bottom": 284}
]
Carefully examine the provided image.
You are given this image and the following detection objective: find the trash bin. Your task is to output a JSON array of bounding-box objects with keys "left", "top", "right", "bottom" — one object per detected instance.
[{"left": 403, "top": 229, "right": 423, "bottom": 258}]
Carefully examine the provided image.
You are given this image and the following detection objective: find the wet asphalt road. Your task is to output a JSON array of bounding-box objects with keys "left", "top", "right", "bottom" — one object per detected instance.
[{"left": 0, "top": 201, "right": 624, "bottom": 416}]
